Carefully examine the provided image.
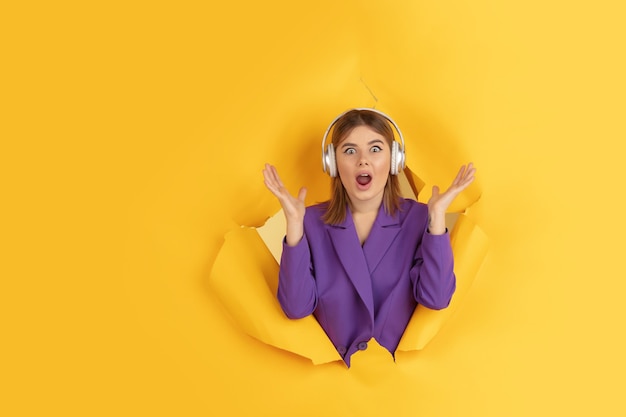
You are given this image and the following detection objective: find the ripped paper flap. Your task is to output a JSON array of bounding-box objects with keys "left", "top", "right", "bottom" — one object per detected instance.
[
  {"left": 209, "top": 227, "right": 341, "bottom": 364},
  {"left": 397, "top": 213, "right": 489, "bottom": 351}
]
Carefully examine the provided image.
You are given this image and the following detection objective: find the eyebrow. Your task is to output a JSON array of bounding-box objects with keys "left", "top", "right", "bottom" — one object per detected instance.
[{"left": 341, "top": 139, "right": 385, "bottom": 149}]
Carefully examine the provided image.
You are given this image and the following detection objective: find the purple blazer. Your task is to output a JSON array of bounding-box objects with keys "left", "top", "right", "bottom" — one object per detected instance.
[{"left": 278, "top": 198, "right": 456, "bottom": 366}]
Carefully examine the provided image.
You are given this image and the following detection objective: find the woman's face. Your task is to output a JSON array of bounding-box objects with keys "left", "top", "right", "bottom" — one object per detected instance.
[{"left": 336, "top": 125, "right": 391, "bottom": 209}]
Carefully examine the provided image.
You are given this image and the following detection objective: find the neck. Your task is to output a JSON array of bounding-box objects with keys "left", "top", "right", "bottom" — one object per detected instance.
[{"left": 349, "top": 195, "right": 383, "bottom": 215}]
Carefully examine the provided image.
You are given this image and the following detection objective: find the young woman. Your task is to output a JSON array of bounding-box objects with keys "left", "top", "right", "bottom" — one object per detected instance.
[{"left": 263, "top": 109, "right": 475, "bottom": 366}]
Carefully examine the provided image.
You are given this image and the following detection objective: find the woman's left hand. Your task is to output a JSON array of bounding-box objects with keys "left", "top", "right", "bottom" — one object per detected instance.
[{"left": 427, "top": 163, "right": 476, "bottom": 234}]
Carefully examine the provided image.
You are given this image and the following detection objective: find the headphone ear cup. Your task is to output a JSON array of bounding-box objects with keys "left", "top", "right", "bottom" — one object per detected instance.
[
  {"left": 326, "top": 144, "right": 337, "bottom": 177},
  {"left": 390, "top": 141, "right": 399, "bottom": 175},
  {"left": 398, "top": 143, "right": 405, "bottom": 173},
  {"left": 392, "top": 141, "right": 406, "bottom": 175}
]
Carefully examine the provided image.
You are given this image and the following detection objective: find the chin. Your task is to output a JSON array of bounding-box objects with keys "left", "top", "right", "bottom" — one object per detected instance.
[{"left": 349, "top": 189, "right": 385, "bottom": 204}]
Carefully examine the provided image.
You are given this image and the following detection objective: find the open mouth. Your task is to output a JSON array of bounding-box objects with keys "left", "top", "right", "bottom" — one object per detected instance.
[{"left": 356, "top": 174, "right": 372, "bottom": 186}]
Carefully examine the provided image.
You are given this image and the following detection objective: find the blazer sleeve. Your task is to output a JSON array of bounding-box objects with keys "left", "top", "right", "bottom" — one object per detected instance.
[
  {"left": 277, "top": 235, "right": 318, "bottom": 319},
  {"left": 410, "top": 229, "right": 456, "bottom": 310}
]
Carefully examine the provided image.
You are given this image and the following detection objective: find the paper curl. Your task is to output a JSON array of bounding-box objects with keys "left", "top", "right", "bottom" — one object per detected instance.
[{"left": 210, "top": 226, "right": 341, "bottom": 364}]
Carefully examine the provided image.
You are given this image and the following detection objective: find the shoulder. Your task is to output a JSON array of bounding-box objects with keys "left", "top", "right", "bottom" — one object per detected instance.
[
  {"left": 303, "top": 202, "right": 328, "bottom": 226},
  {"left": 392, "top": 198, "right": 429, "bottom": 233},
  {"left": 398, "top": 198, "right": 428, "bottom": 219},
  {"left": 305, "top": 202, "right": 328, "bottom": 217}
]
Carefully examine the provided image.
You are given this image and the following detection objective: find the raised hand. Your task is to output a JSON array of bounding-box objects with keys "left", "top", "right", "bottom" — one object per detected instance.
[
  {"left": 427, "top": 163, "right": 476, "bottom": 234},
  {"left": 263, "top": 163, "right": 307, "bottom": 246}
]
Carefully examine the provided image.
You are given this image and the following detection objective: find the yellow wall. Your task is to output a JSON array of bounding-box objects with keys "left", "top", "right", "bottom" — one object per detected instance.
[{"left": 3, "top": 0, "right": 626, "bottom": 415}]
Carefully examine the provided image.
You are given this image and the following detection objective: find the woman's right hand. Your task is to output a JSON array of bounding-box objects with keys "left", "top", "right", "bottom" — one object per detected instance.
[{"left": 263, "top": 163, "right": 306, "bottom": 246}]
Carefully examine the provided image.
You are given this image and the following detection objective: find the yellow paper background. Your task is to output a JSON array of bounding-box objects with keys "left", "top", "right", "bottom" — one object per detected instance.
[{"left": 2, "top": 1, "right": 626, "bottom": 416}]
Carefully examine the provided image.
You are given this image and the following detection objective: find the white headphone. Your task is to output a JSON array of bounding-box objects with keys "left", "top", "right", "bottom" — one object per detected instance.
[{"left": 321, "top": 108, "right": 406, "bottom": 177}]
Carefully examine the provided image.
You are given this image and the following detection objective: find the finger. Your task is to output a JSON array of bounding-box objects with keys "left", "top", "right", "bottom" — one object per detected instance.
[
  {"left": 264, "top": 163, "right": 278, "bottom": 184},
  {"left": 450, "top": 164, "right": 466, "bottom": 187},
  {"left": 297, "top": 187, "right": 307, "bottom": 202},
  {"left": 264, "top": 164, "right": 286, "bottom": 193},
  {"left": 454, "top": 163, "right": 477, "bottom": 187},
  {"left": 262, "top": 165, "right": 273, "bottom": 187},
  {"left": 263, "top": 163, "right": 276, "bottom": 184},
  {"left": 263, "top": 177, "right": 281, "bottom": 197},
  {"left": 263, "top": 166, "right": 286, "bottom": 198},
  {"left": 432, "top": 185, "right": 440, "bottom": 198},
  {"left": 461, "top": 163, "right": 476, "bottom": 184},
  {"left": 455, "top": 171, "right": 475, "bottom": 191},
  {"left": 457, "top": 176, "right": 474, "bottom": 191},
  {"left": 263, "top": 165, "right": 279, "bottom": 191},
  {"left": 461, "top": 163, "right": 475, "bottom": 179},
  {"left": 269, "top": 164, "right": 286, "bottom": 189}
]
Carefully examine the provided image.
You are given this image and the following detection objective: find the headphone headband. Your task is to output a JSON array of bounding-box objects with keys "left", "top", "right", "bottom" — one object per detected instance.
[{"left": 321, "top": 108, "right": 406, "bottom": 175}]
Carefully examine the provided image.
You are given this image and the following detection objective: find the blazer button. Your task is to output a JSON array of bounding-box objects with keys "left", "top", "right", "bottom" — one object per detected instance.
[
  {"left": 357, "top": 341, "right": 368, "bottom": 351},
  {"left": 337, "top": 346, "right": 347, "bottom": 356}
]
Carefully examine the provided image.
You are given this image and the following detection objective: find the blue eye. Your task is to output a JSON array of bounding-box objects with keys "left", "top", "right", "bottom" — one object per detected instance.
[
  {"left": 344, "top": 148, "right": 356, "bottom": 155},
  {"left": 371, "top": 146, "right": 382, "bottom": 152}
]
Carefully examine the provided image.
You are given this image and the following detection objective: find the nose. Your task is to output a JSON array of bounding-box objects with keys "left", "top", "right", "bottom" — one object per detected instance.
[{"left": 358, "top": 156, "right": 369, "bottom": 166}]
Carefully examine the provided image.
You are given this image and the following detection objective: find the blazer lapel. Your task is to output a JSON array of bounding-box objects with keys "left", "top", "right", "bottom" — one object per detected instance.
[
  {"left": 326, "top": 213, "right": 375, "bottom": 322},
  {"left": 362, "top": 205, "right": 402, "bottom": 274}
]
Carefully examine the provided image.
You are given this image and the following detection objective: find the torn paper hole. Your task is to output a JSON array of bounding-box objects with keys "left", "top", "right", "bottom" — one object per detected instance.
[{"left": 208, "top": 168, "right": 487, "bottom": 365}]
